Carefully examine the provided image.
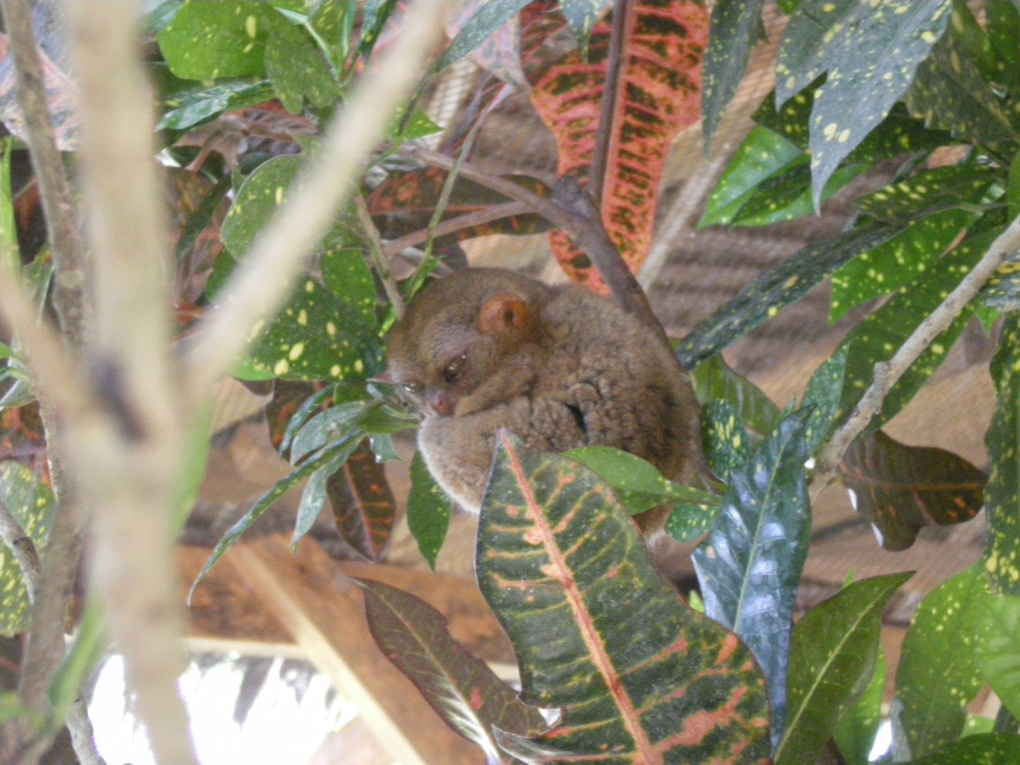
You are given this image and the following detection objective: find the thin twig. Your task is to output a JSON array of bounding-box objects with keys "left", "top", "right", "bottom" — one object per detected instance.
[
  {"left": 354, "top": 193, "right": 405, "bottom": 318},
  {"left": 813, "top": 213, "right": 1020, "bottom": 488},
  {"left": 380, "top": 200, "right": 532, "bottom": 257},
  {"left": 185, "top": 0, "right": 448, "bottom": 396},
  {"left": 0, "top": 0, "right": 88, "bottom": 345}
]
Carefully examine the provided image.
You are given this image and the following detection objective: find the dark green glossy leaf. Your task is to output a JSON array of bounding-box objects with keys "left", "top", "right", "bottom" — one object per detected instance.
[
  {"left": 838, "top": 429, "right": 984, "bottom": 552},
  {"left": 905, "top": 11, "right": 1020, "bottom": 151},
  {"left": 775, "top": 573, "right": 912, "bottom": 765},
  {"left": 831, "top": 209, "right": 978, "bottom": 322},
  {"left": 157, "top": 78, "right": 274, "bottom": 131},
  {"left": 406, "top": 452, "right": 450, "bottom": 572},
  {"left": 895, "top": 565, "right": 992, "bottom": 758},
  {"left": 693, "top": 409, "right": 812, "bottom": 743},
  {"left": 320, "top": 248, "right": 377, "bottom": 328},
  {"left": 700, "top": 125, "right": 805, "bottom": 227},
  {"left": 729, "top": 160, "right": 865, "bottom": 227},
  {"left": 360, "top": 578, "right": 547, "bottom": 763},
  {"left": 478, "top": 434, "right": 771, "bottom": 763},
  {"left": 676, "top": 222, "right": 898, "bottom": 367},
  {"left": 692, "top": 354, "right": 781, "bottom": 438},
  {"left": 702, "top": 0, "right": 767, "bottom": 147},
  {"left": 976, "top": 590, "right": 1020, "bottom": 720},
  {"left": 800, "top": 344, "right": 847, "bottom": 455},
  {"left": 291, "top": 448, "right": 355, "bottom": 547},
  {"left": 987, "top": 0, "right": 1020, "bottom": 95},
  {"left": 308, "top": 0, "right": 355, "bottom": 69},
  {"left": 855, "top": 166, "right": 1002, "bottom": 225},
  {"left": 158, "top": 1, "right": 284, "bottom": 80},
  {"left": 222, "top": 155, "right": 300, "bottom": 256},
  {"left": 834, "top": 647, "right": 887, "bottom": 765},
  {"left": 899, "top": 734, "right": 1020, "bottom": 765},
  {"left": 0, "top": 462, "right": 54, "bottom": 636},
  {"left": 265, "top": 21, "right": 341, "bottom": 113},
  {"left": 436, "top": 0, "right": 534, "bottom": 72},
  {"left": 700, "top": 399, "right": 754, "bottom": 482},
  {"left": 776, "top": 0, "right": 953, "bottom": 205},
  {"left": 290, "top": 400, "right": 376, "bottom": 463},
  {"left": 985, "top": 312, "right": 1020, "bottom": 595}
]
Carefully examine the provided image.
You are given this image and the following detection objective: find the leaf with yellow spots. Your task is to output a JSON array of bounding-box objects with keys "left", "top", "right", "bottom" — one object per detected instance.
[
  {"left": 854, "top": 165, "right": 1002, "bottom": 225},
  {"left": 0, "top": 461, "right": 54, "bottom": 636},
  {"left": 800, "top": 344, "right": 847, "bottom": 455},
  {"left": 976, "top": 589, "right": 1020, "bottom": 721},
  {"left": 676, "top": 222, "right": 898, "bottom": 367},
  {"left": 980, "top": 249, "right": 1020, "bottom": 311},
  {"left": 895, "top": 565, "right": 994, "bottom": 759},
  {"left": 692, "top": 354, "right": 781, "bottom": 439},
  {"left": 265, "top": 20, "right": 341, "bottom": 114},
  {"left": 157, "top": 78, "right": 276, "bottom": 132},
  {"left": 775, "top": 0, "right": 953, "bottom": 206},
  {"left": 158, "top": 1, "right": 288, "bottom": 81},
  {"left": 899, "top": 734, "right": 1020, "bottom": 764},
  {"left": 694, "top": 408, "right": 812, "bottom": 745},
  {"left": 984, "top": 312, "right": 1020, "bottom": 596},
  {"left": 905, "top": 4, "right": 1020, "bottom": 152},
  {"left": 478, "top": 433, "right": 771, "bottom": 763},
  {"left": 831, "top": 208, "right": 980, "bottom": 322},
  {"left": 321, "top": 248, "right": 377, "bottom": 329},
  {"left": 728, "top": 159, "right": 866, "bottom": 227},
  {"left": 359, "top": 578, "right": 548, "bottom": 764},
  {"left": 838, "top": 429, "right": 984, "bottom": 552},
  {"left": 775, "top": 573, "right": 911, "bottom": 765},
  {"left": 700, "top": 399, "right": 753, "bottom": 482}
]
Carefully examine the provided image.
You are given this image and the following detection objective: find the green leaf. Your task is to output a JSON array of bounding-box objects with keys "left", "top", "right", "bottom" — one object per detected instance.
[
  {"left": 406, "top": 452, "right": 450, "bottom": 572},
  {"left": 985, "top": 312, "right": 1020, "bottom": 595},
  {"left": 290, "top": 400, "right": 376, "bottom": 463},
  {"left": 905, "top": 10, "right": 1020, "bottom": 151},
  {"left": 776, "top": 0, "right": 954, "bottom": 205},
  {"left": 775, "top": 573, "right": 912, "bottom": 765},
  {"left": 855, "top": 165, "right": 1002, "bottom": 225},
  {"left": 291, "top": 444, "right": 359, "bottom": 548},
  {"left": 436, "top": 0, "right": 534, "bottom": 72},
  {"left": 478, "top": 434, "right": 771, "bottom": 763},
  {"left": 265, "top": 21, "right": 341, "bottom": 113},
  {"left": 987, "top": 0, "right": 1020, "bottom": 95},
  {"left": 693, "top": 408, "right": 812, "bottom": 742},
  {"left": 895, "top": 565, "right": 992, "bottom": 759},
  {"left": 157, "top": 1, "right": 284, "bottom": 80},
  {"left": 729, "top": 160, "right": 865, "bottom": 227},
  {"left": 701, "top": 0, "right": 767, "bottom": 147},
  {"left": 699, "top": 125, "right": 805, "bottom": 227},
  {"left": 699, "top": 399, "right": 754, "bottom": 482},
  {"left": 835, "top": 647, "right": 887, "bottom": 765},
  {"left": 898, "top": 734, "right": 1020, "bottom": 764},
  {"left": 692, "top": 354, "right": 781, "bottom": 437},
  {"left": 676, "top": 222, "right": 898, "bottom": 367},
  {"left": 320, "top": 248, "right": 377, "bottom": 328},
  {"left": 831, "top": 208, "right": 979, "bottom": 322},
  {"left": 157, "top": 78, "right": 274, "bottom": 131},
  {"left": 359, "top": 578, "right": 548, "bottom": 763},
  {"left": 800, "top": 344, "right": 848, "bottom": 455},
  {"left": 0, "top": 139, "right": 17, "bottom": 271},
  {"left": 0, "top": 462, "right": 54, "bottom": 636},
  {"left": 839, "top": 429, "right": 985, "bottom": 552},
  {"left": 976, "top": 590, "right": 1020, "bottom": 720}
]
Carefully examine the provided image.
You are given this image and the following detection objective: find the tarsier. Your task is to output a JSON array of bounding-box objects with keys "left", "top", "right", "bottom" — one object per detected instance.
[{"left": 382, "top": 268, "right": 701, "bottom": 540}]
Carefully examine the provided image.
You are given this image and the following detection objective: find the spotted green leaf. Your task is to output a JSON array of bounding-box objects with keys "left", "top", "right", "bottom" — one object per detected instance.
[
  {"left": 838, "top": 429, "right": 984, "bottom": 552},
  {"left": 899, "top": 734, "right": 1020, "bottom": 764},
  {"left": 693, "top": 408, "right": 812, "bottom": 744},
  {"left": 157, "top": 78, "right": 274, "bottom": 131},
  {"left": 265, "top": 21, "right": 341, "bottom": 113},
  {"left": 987, "top": 0, "right": 1020, "bottom": 96},
  {"left": 0, "top": 462, "right": 54, "bottom": 636},
  {"left": 676, "top": 222, "right": 898, "bottom": 367},
  {"left": 985, "top": 312, "right": 1020, "bottom": 595},
  {"left": 360, "top": 578, "right": 548, "bottom": 763},
  {"left": 700, "top": 399, "right": 754, "bottom": 482},
  {"left": 895, "top": 565, "right": 993, "bottom": 759},
  {"left": 976, "top": 590, "right": 1020, "bottom": 720},
  {"left": 320, "top": 248, "right": 377, "bottom": 328},
  {"left": 776, "top": 0, "right": 953, "bottom": 206},
  {"left": 702, "top": 0, "right": 768, "bottom": 147},
  {"left": 980, "top": 250, "right": 1020, "bottom": 311},
  {"left": 692, "top": 354, "right": 781, "bottom": 438},
  {"left": 699, "top": 125, "right": 805, "bottom": 227},
  {"left": 479, "top": 434, "right": 771, "bottom": 763},
  {"left": 834, "top": 646, "right": 887, "bottom": 765},
  {"left": 831, "top": 208, "right": 979, "bottom": 322},
  {"left": 158, "top": 1, "right": 286, "bottom": 80},
  {"left": 905, "top": 5, "right": 1020, "bottom": 151},
  {"left": 406, "top": 452, "right": 450, "bottom": 572},
  {"left": 800, "top": 344, "right": 848, "bottom": 455},
  {"left": 728, "top": 160, "right": 865, "bottom": 227},
  {"left": 855, "top": 165, "right": 1002, "bottom": 225},
  {"left": 775, "top": 573, "right": 912, "bottom": 765}
]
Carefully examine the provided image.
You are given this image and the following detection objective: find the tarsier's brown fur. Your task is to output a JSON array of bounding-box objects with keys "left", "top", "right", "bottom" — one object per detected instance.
[{"left": 384, "top": 268, "right": 701, "bottom": 539}]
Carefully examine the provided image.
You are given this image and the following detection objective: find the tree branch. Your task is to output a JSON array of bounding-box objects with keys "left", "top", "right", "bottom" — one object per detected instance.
[
  {"left": 184, "top": 0, "right": 447, "bottom": 396},
  {"left": 379, "top": 200, "right": 532, "bottom": 257},
  {"left": 0, "top": 496, "right": 41, "bottom": 602},
  {"left": 355, "top": 192, "right": 406, "bottom": 318},
  {"left": 813, "top": 213, "right": 1020, "bottom": 486},
  {"left": 590, "top": 0, "right": 632, "bottom": 202}
]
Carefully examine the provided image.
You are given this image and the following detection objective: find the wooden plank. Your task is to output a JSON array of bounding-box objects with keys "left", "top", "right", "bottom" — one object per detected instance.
[{"left": 223, "top": 534, "right": 493, "bottom": 765}]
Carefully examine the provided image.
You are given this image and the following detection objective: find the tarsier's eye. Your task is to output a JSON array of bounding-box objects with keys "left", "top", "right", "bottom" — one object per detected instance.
[
  {"left": 442, "top": 353, "right": 467, "bottom": 384},
  {"left": 401, "top": 381, "right": 424, "bottom": 396}
]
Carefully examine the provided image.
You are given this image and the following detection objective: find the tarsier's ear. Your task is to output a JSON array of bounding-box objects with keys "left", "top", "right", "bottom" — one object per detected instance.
[{"left": 479, "top": 292, "right": 529, "bottom": 336}]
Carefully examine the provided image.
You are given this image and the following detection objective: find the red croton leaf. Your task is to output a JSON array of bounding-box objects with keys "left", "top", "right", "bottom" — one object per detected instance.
[
  {"left": 529, "top": 0, "right": 708, "bottom": 291},
  {"left": 328, "top": 439, "right": 397, "bottom": 560}
]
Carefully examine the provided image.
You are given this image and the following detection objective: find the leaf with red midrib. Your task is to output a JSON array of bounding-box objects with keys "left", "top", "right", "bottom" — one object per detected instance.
[
  {"left": 328, "top": 439, "right": 396, "bottom": 560},
  {"left": 529, "top": 0, "right": 708, "bottom": 290},
  {"left": 478, "top": 432, "right": 770, "bottom": 764}
]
